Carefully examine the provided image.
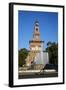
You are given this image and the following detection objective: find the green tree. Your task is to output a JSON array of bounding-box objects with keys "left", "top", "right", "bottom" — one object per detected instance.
[
  {"left": 46, "top": 42, "right": 58, "bottom": 65},
  {"left": 19, "top": 48, "right": 28, "bottom": 67}
]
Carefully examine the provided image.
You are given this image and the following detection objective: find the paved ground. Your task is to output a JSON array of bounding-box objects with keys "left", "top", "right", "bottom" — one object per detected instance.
[{"left": 18, "top": 72, "right": 58, "bottom": 79}]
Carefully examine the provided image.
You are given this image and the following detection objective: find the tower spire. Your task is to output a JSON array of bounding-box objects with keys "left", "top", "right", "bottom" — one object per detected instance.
[
  {"left": 33, "top": 19, "right": 40, "bottom": 41},
  {"left": 35, "top": 18, "right": 39, "bottom": 26}
]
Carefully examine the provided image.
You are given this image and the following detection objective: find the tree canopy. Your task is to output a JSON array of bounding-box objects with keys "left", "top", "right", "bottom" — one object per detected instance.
[
  {"left": 19, "top": 48, "right": 28, "bottom": 67},
  {"left": 46, "top": 42, "right": 58, "bottom": 65}
]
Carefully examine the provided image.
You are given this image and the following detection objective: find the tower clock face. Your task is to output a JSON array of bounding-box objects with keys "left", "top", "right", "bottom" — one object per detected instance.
[
  {"left": 35, "top": 35, "right": 39, "bottom": 39},
  {"left": 36, "top": 28, "right": 38, "bottom": 31}
]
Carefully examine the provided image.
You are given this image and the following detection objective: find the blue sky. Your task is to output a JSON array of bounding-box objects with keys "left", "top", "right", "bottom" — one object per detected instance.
[{"left": 18, "top": 10, "right": 58, "bottom": 50}]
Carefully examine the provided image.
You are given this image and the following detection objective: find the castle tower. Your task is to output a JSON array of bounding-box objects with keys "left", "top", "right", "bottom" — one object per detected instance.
[
  {"left": 33, "top": 20, "right": 40, "bottom": 41},
  {"left": 29, "top": 20, "right": 44, "bottom": 51},
  {"left": 26, "top": 20, "right": 44, "bottom": 66}
]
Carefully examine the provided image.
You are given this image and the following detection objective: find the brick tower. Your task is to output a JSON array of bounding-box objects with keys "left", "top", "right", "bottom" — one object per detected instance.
[
  {"left": 26, "top": 20, "right": 44, "bottom": 66},
  {"left": 29, "top": 20, "right": 43, "bottom": 51}
]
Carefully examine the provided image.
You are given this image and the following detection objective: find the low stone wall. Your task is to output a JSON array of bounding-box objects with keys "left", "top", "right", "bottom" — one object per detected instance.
[
  {"left": 34, "top": 64, "right": 44, "bottom": 70},
  {"left": 19, "top": 64, "right": 45, "bottom": 71}
]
